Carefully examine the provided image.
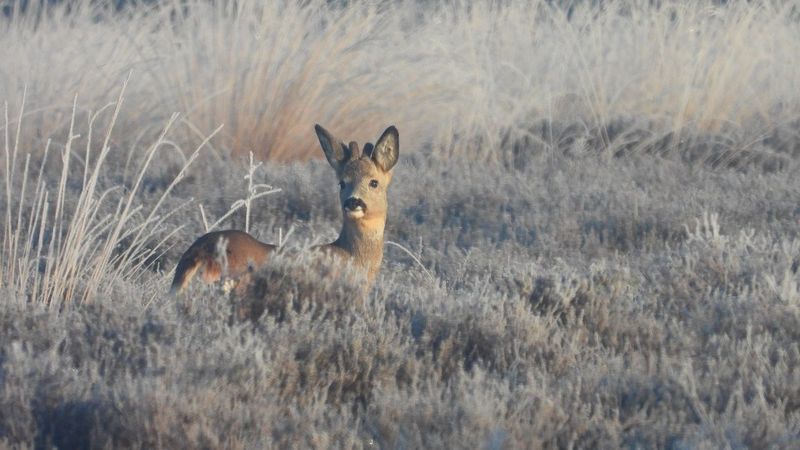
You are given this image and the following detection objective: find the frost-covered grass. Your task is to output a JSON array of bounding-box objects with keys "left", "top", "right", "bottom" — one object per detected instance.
[{"left": 1, "top": 0, "right": 800, "bottom": 448}]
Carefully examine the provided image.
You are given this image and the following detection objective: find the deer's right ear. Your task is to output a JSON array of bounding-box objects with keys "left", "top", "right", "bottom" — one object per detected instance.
[
  {"left": 315, "top": 124, "right": 351, "bottom": 172},
  {"left": 372, "top": 126, "right": 399, "bottom": 173}
]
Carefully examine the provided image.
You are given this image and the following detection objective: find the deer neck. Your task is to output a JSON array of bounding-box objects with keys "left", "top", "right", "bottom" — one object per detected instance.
[{"left": 333, "top": 215, "right": 385, "bottom": 281}]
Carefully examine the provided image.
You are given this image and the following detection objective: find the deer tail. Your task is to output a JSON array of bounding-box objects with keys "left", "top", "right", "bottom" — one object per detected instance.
[{"left": 170, "top": 250, "right": 204, "bottom": 295}]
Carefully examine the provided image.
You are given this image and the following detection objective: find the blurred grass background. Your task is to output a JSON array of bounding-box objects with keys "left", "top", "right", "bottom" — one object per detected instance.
[{"left": 2, "top": 0, "right": 799, "bottom": 162}]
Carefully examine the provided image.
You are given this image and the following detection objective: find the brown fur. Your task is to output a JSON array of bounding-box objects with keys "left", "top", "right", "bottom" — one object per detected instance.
[
  {"left": 170, "top": 230, "right": 276, "bottom": 294},
  {"left": 170, "top": 125, "right": 399, "bottom": 294}
]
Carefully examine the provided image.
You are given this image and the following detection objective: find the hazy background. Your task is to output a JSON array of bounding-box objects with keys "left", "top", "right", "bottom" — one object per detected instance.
[
  {"left": 3, "top": 0, "right": 800, "bottom": 163},
  {"left": 1, "top": 0, "right": 799, "bottom": 448}
]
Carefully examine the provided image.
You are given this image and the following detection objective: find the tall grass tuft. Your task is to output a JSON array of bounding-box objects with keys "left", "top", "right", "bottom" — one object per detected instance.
[{"left": 0, "top": 82, "right": 215, "bottom": 306}]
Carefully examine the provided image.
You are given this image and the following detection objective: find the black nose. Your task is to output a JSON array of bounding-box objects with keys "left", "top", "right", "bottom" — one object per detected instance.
[{"left": 343, "top": 197, "right": 366, "bottom": 211}]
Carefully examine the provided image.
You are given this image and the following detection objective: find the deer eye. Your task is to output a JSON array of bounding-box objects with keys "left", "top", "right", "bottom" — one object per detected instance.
[
  {"left": 339, "top": 181, "right": 345, "bottom": 190},
  {"left": 369, "top": 179, "right": 379, "bottom": 188}
]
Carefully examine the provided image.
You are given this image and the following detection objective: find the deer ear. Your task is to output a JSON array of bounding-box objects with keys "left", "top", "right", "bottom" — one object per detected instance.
[
  {"left": 372, "top": 126, "right": 399, "bottom": 172},
  {"left": 315, "top": 124, "right": 351, "bottom": 171}
]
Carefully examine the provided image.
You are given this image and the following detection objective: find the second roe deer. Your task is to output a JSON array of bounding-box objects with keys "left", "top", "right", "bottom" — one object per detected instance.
[{"left": 170, "top": 124, "right": 399, "bottom": 294}]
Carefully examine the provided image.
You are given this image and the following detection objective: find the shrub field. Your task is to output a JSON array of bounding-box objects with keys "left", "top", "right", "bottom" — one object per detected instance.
[{"left": 1, "top": 0, "right": 799, "bottom": 448}]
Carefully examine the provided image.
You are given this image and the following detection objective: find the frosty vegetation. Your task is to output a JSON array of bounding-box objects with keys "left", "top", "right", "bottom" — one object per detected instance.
[{"left": 1, "top": 0, "right": 799, "bottom": 448}]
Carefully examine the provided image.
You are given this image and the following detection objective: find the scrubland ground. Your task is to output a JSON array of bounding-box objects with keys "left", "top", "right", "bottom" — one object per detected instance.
[{"left": 1, "top": 0, "right": 800, "bottom": 448}]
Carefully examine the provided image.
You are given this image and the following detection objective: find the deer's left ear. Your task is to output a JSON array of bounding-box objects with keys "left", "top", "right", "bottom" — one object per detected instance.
[
  {"left": 371, "top": 126, "right": 399, "bottom": 172},
  {"left": 315, "top": 124, "right": 351, "bottom": 173}
]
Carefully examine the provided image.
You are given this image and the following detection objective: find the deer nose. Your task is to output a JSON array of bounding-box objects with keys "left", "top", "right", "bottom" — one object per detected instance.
[{"left": 343, "top": 197, "right": 366, "bottom": 211}]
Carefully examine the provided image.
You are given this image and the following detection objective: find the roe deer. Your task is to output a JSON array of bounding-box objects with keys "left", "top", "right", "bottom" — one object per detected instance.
[{"left": 170, "top": 124, "right": 399, "bottom": 294}]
